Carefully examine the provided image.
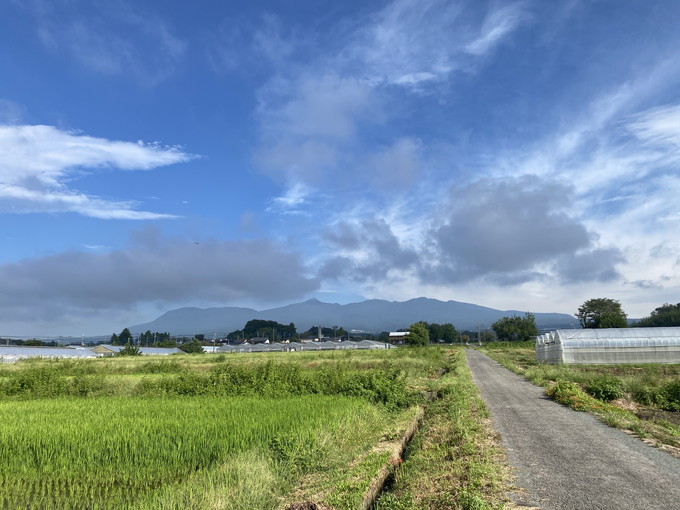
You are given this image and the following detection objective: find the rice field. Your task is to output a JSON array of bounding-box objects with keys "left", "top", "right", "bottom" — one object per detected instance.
[
  {"left": 0, "top": 395, "right": 396, "bottom": 509},
  {"left": 0, "top": 349, "right": 443, "bottom": 509}
]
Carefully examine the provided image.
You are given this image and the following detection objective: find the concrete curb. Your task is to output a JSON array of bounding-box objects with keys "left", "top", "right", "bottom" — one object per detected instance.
[{"left": 358, "top": 405, "right": 425, "bottom": 510}]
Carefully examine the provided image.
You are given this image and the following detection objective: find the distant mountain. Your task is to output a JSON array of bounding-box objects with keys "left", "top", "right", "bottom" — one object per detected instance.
[{"left": 129, "top": 297, "right": 579, "bottom": 336}]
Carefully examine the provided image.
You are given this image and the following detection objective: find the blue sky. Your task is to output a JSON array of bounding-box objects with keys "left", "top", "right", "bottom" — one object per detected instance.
[{"left": 2, "top": 0, "right": 680, "bottom": 336}]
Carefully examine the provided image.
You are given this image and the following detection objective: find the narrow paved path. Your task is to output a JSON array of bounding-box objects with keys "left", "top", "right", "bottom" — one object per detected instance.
[{"left": 466, "top": 349, "right": 680, "bottom": 510}]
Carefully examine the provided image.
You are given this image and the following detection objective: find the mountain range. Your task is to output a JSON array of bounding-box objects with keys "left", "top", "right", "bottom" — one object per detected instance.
[{"left": 129, "top": 298, "right": 580, "bottom": 336}]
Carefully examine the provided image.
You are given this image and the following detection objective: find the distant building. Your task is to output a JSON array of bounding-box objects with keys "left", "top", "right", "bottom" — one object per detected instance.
[
  {"left": 245, "top": 337, "right": 270, "bottom": 344},
  {"left": 388, "top": 332, "right": 410, "bottom": 344},
  {"left": 90, "top": 345, "right": 182, "bottom": 356}
]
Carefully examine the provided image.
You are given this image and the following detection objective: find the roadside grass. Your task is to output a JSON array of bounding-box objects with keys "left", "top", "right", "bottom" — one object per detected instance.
[
  {"left": 373, "top": 348, "right": 510, "bottom": 510},
  {"left": 480, "top": 342, "right": 680, "bottom": 454}
]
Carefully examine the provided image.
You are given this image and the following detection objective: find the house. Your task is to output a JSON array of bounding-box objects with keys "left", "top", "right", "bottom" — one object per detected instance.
[
  {"left": 536, "top": 327, "right": 680, "bottom": 364},
  {"left": 246, "top": 337, "right": 270, "bottom": 344},
  {"left": 388, "top": 332, "right": 410, "bottom": 344}
]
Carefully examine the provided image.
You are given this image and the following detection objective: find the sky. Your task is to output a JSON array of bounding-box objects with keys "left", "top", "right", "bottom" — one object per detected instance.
[{"left": 1, "top": 0, "right": 680, "bottom": 337}]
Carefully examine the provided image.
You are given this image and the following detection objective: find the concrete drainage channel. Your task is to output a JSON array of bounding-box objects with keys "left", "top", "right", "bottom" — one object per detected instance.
[
  {"left": 287, "top": 368, "right": 449, "bottom": 510},
  {"left": 360, "top": 405, "right": 425, "bottom": 510}
]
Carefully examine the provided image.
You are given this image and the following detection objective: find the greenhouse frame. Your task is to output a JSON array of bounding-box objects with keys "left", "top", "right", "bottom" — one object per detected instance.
[{"left": 536, "top": 327, "right": 680, "bottom": 364}]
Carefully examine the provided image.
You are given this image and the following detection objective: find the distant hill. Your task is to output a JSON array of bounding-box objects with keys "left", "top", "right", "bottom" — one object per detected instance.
[{"left": 129, "top": 297, "right": 579, "bottom": 336}]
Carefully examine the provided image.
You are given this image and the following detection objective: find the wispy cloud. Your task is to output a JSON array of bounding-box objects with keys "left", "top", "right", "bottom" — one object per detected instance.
[
  {"left": 346, "top": 0, "right": 529, "bottom": 86},
  {"left": 0, "top": 124, "right": 194, "bottom": 219},
  {"left": 21, "top": 0, "right": 186, "bottom": 86},
  {"left": 252, "top": 0, "right": 530, "bottom": 187},
  {"left": 628, "top": 103, "right": 680, "bottom": 149},
  {"left": 268, "top": 180, "right": 315, "bottom": 214},
  {"left": 465, "top": 2, "right": 528, "bottom": 56}
]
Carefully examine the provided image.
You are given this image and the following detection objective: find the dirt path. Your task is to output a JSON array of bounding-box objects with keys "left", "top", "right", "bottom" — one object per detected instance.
[{"left": 465, "top": 349, "right": 680, "bottom": 510}]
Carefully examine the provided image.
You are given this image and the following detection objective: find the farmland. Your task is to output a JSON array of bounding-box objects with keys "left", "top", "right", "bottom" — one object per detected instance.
[{"left": 0, "top": 347, "right": 510, "bottom": 509}]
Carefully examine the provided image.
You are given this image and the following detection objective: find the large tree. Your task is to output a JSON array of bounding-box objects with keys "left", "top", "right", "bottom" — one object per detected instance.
[
  {"left": 406, "top": 321, "right": 430, "bottom": 346},
  {"left": 576, "top": 298, "right": 627, "bottom": 328},
  {"left": 111, "top": 328, "right": 133, "bottom": 345},
  {"left": 427, "top": 323, "right": 459, "bottom": 343},
  {"left": 491, "top": 313, "right": 538, "bottom": 342},
  {"left": 636, "top": 303, "right": 680, "bottom": 327}
]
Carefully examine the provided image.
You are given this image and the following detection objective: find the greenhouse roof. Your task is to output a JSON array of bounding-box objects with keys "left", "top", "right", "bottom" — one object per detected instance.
[
  {"left": 0, "top": 346, "right": 97, "bottom": 359},
  {"left": 537, "top": 327, "right": 680, "bottom": 347}
]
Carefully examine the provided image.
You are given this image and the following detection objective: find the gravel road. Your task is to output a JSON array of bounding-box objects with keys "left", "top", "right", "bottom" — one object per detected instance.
[{"left": 465, "top": 349, "right": 680, "bottom": 510}]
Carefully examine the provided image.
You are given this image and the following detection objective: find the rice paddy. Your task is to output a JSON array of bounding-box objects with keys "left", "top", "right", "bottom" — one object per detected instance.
[
  {"left": 0, "top": 347, "right": 510, "bottom": 509},
  {"left": 0, "top": 349, "right": 433, "bottom": 509},
  {"left": 0, "top": 395, "right": 390, "bottom": 509}
]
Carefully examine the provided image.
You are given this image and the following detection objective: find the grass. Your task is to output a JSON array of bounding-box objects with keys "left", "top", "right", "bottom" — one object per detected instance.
[
  {"left": 373, "top": 349, "right": 510, "bottom": 509},
  {"left": 479, "top": 342, "right": 680, "bottom": 455}
]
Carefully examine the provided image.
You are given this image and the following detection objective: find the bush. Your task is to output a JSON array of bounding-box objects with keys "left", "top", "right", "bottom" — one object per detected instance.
[
  {"left": 546, "top": 381, "right": 595, "bottom": 411},
  {"left": 116, "top": 343, "right": 141, "bottom": 356},
  {"left": 661, "top": 380, "right": 680, "bottom": 411},
  {"left": 4, "top": 367, "right": 68, "bottom": 398},
  {"left": 586, "top": 377, "right": 624, "bottom": 402}
]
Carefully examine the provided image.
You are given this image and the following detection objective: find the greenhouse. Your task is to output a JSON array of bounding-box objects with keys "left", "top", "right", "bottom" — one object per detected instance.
[{"left": 536, "top": 327, "right": 680, "bottom": 364}]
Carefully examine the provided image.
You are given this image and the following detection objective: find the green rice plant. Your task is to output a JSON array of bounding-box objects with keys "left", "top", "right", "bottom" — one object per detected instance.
[{"left": 0, "top": 395, "right": 393, "bottom": 509}]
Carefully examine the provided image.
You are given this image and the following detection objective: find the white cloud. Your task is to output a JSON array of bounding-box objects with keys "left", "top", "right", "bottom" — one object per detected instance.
[
  {"left": 254, "top": 74, "right": 377, "bottom": 183},
  {"left": 465, "top": 3, "right": 528, "bottom": 56},
  {"left": 628, "top": 103, "right": 680, "bottom": 149},
  {"left": 269, "top": 180, "right": 315, "bottom": 214},
  {"left": 0, "top": 124, "right": 194, "bottom": 219},
  {"left": 346, "top": 0, "right": 529, "bottom": 86}
]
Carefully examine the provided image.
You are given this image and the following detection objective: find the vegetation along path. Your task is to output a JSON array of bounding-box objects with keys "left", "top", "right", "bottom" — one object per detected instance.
[{"left": 465, "top": 349, "right": 680, "bottom": 510}]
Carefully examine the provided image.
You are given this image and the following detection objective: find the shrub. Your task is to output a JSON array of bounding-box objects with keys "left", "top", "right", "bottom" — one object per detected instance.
[
  {"left": 116, "top": 343, "right": 141, "bottom": 356},
  {"left": 661, "top": 380, "right": 680, "bottom": 411},
  {"left": 546, "top": 381, "right": 594, "bottom": 411},
  {"left": 586, "top": 377, "right": 624, "bottom": 402},
  {"left": 4, "top": 367, "right": 68, "bottom": 398}
]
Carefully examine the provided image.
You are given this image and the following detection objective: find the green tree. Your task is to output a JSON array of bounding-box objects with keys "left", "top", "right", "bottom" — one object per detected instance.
[
  {"left": 576, "top": 298, "right": 627, "bottom": 329},
  {"left": 377, "top": 331, "right": 390, "bottom": 343},
  {"left": 427, "top": 323, "right": 459, "bottom": 343},
  {"left": 116, "top": 343, "right": 141, "bottom": 356},
  {"left": 406, "top": 321, "right": 430, "bottom": 346},
  {"left": 636, "top": 303, "right": 680, "bottom": 327},
  {"left": 491, "top": 313, "right": 538, "bottom": 342},
  {"left": 440, "top": 323, "right": 458, "bottom": 343},
  {"left": 179, "top": 339, "right": 204, "bottom": 354},
  {"left": 112, "top": 328, "right": 133, "bottom": 345}
]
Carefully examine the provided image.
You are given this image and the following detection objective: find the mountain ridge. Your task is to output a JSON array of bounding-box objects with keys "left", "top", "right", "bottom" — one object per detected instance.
[{"left": 129, "top": 297, "right": 580, "bottom": 335}]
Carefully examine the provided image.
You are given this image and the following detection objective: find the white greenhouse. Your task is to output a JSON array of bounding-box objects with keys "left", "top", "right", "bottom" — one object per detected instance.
[{"left": 536, "top": 327, "right": 680, "bottom": 364}]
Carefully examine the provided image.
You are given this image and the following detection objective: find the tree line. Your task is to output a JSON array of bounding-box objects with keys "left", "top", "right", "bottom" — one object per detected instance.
[{"left": 576, "top": 298, "right": 680, "bottom": 328}]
